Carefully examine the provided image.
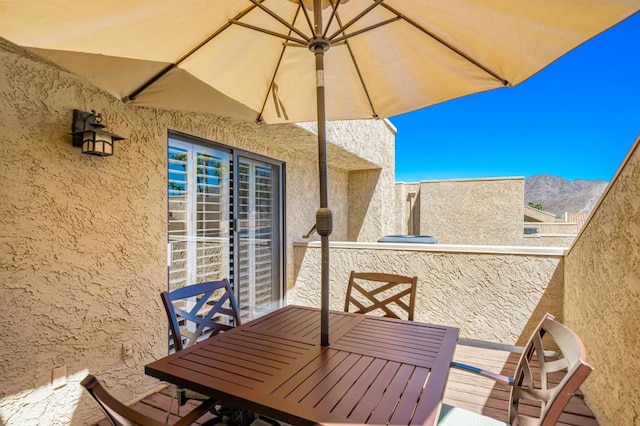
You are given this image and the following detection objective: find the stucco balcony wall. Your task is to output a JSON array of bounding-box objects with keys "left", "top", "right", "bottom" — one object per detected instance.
[
  {"left": 564, "top": 134, "right": 640, "bottom": 425},
  {"left": 290, "top": 242, "right": 565, "bottom": 344}
]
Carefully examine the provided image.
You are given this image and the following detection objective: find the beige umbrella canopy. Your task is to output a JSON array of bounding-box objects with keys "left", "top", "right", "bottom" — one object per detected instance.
[
  {"left": 3, "top": 0, "right": 638, "bottom": 344},
  {"left": 2, "top": 1, "right": 638, "bottom": 123}
]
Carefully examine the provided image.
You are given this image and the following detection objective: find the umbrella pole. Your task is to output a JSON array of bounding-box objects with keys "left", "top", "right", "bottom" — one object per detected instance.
[{"left": 312, "top": 0, "right": 332, "bottom": 347}]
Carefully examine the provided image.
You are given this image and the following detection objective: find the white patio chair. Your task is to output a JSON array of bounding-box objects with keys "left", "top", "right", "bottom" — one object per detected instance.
[{"left": 438, "top": 313, "right": 593, "bottom": 426}]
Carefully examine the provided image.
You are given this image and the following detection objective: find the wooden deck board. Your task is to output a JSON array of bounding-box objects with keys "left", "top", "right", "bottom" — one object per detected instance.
[{"left": 94, "top": 343, "right": 598, "bottom": 426}]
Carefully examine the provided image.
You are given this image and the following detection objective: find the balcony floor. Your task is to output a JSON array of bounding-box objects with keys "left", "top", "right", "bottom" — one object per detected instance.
[{"left": 97, "top": 343, "right": 597, "bottom": 425}]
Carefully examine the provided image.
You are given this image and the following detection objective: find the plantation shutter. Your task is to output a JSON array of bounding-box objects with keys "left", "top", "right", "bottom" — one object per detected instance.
[{"left": 168, "top": 141, "right": 230, "bottom": 289}]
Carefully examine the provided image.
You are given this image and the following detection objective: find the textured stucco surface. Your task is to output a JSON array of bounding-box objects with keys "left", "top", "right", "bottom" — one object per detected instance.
[
  {"left": 290, "top": 243, "right": 563, "bottom": 344},
  {"left": 395, "top": 179, "right": 578, "bottom": 247},
  {"left": 395, "top": 178, "right": 525, "bottom": 245},
  {"left": 564, "top": 137, "right": 640, "bottom": 425},
  {"left": 522, "top": 234, "right": 576, "bottom": 247},
  {"left": 299, "top": 121, "right": 396, "bottom": 242},
  {"left": 528, "top": 222, "right": 578, "bottom": 234},
  {"left": 420, "top": 178, "right": 524, "bottom": 245},
  {"left": 0, "top": 38, "right": 394, "bottom": 425}
]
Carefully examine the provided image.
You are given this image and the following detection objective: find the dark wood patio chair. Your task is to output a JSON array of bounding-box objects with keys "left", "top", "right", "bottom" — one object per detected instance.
[
  {"left": 81, "top": 374, "right": 216, "bottom": 426},
  {"left": 344, "top": 271, "right": 418, "bottom": 320},
  {"left": 161, "top": 279, "right": 241, "bottom": 421},
  {"left": 439, "top": 313, "right": 593, "bottom": 426},
  {"left": 162, "top": 279, "right": 241, "bottom": 353}
]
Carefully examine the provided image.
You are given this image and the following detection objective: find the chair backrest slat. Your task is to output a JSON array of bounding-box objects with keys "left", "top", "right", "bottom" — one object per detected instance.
[{"left": 344, "top": 271, "right": 418, "bottom": 320}]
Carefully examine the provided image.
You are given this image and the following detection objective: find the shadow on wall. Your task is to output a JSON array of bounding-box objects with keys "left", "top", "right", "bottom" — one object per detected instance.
[
  {"left": 515, "top": 260, "right": 565, "bottom": 347},
  {"left": 291, "top": 243, "right": 309, "bottom": 290},
  {"left": 348, "top": 169, "right": 381, "bottom": 241},
  {"left": 411, "top": 190, "right": 421, "bottom": 235}
]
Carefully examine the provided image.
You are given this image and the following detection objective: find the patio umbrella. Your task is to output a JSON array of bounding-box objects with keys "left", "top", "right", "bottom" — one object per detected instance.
[{"left": 2, "top": 1, "right": 638, "bottom": 345}]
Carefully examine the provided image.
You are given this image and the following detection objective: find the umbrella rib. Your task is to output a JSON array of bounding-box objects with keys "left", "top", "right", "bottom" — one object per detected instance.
[
  {"left": 123, "top": 2, "right": 261, "bottom": 102},
  {"left": 380, "top": 2, "right": 510, "bottom": 86},
  {"left": 256, "top": 4, "right": 305, "bottom": 122},
  {"left": 330, "top": 5, "right": 379, "bottom": 119},
  {"left": 300, "top": 1, "right": 315, "bottom": 36},
  {"left": 322, "top": 0, "right": 343, "bottom": 39},
  {"left": 230, "top": 20, "right": 308, "bottom": 45},
  {"left": 327, "top": 0, "right": 385, "bottom": 41},
  {"left": 331, "top": 16, "right": 401, "bottom": 44},
  {"left": 249, "top": 0, "right": 310, "bottom": 42}
]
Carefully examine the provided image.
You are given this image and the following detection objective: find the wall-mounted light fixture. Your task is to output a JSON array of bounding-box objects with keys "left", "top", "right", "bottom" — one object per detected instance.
[{"left": 70, "top": 109, "right": 124, "bottom": 156}]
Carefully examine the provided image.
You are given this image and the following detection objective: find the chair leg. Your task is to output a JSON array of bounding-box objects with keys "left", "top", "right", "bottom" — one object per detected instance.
[{"left": 166, "top": 390, "right": 177, "bottom": 425}]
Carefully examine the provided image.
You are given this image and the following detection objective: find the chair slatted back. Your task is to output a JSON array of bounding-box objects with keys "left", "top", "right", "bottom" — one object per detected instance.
[
  {"left": 161, "top": 279, "right": 241, "bottom": 352},
  {"left": 510, "top": 314, "right": 593, "bottom": 425},
  {"left": 81, "top": 375, "right": 167, "bottom": 426},
  {"left": 344, "top": 271, "right": 418, "bottom": 320},
  {"left": 81, "top": 374, "right": 216, "bottom": 426}
]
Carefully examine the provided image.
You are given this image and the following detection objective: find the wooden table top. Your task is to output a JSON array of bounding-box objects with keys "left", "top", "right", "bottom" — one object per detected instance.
[{"left": 146, "top": 305, "right": 459, "bottom": 425}]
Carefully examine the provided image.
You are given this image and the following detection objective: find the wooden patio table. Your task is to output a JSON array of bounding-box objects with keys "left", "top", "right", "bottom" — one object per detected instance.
[{"left": 146, "top": 305, "right": 459, "bottom": 425}]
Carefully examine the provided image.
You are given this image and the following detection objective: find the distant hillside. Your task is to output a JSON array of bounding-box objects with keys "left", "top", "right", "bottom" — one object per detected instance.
[{"left": 524, "top": 175, "right": 608, "bottom": 216}]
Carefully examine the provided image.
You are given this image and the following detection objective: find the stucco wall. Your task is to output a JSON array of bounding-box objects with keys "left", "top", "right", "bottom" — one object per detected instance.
[
  {"left": 419, "top": 178, "right": 524, "bottom": 245},
  {"left": 290, "top": 242, "right": 564, "bottom": 344},
  {"left": 395, "top": 178, "right": 525, "bottom": 245},
  {"left": 0, "top": 38, "right": 394, "bottom": 425},
  {"left": 297, "top": 120, "right": 396, "bottom": 242},
  {"left": 522, "top": 234, "right": 576, "bottom": 247},
  {"left": 564, "top": 136, "right": 640, "bottom": 425},
  {"left": 528, "top": 222, "right": 578, "bottom": 234}
]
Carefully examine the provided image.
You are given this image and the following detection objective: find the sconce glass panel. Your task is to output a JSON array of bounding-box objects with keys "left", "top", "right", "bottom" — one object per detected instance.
[{"left": 82, "top": 130, "right": 114, "bottom": 156}]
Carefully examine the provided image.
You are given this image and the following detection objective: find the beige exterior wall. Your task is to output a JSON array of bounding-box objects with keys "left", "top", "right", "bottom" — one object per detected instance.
[
  {"left": 564, "top": 136, "right": 640, "bottom": 425},
  {"left": 297, "top": 120, "right": 396, "bottom": 242},
  {"left": 0, "top": 39, "right": 394, "bottom": 425},
  {"left": 290, "top": 242, "right": 564, "bottom": 344},
  {"left": 523, "top": 222, "right": 578, "bottom": 247},
  {"left": 527, "top": 222, "right": 578, "bottom": 234},
  {"left": 522, "top": 234, "right": 576, "bottom": 247},
  {"left": 418, "top": 178, "right": 524, "bottom": 245},
  {"left": 395, "top": 179, "right": 580, "bottom": 247}
]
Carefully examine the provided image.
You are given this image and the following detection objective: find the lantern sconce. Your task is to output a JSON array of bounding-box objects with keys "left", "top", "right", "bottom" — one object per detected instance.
[{"left": 70, "top": 109, "right": 125, "bottom": 156}]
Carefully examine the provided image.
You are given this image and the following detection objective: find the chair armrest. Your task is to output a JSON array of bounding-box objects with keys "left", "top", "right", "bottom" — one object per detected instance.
[{"left": 450, "top": 361, "right": 514, "bottom": 385}]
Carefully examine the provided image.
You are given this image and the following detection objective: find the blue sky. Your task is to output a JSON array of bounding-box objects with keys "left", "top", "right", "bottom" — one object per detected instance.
[{"left": 388, "top": 13, "right": 640, "bottom": 183}]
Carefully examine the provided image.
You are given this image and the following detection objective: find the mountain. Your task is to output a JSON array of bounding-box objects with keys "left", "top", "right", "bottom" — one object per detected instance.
[{"left": 524, "top": 175, "right": 608, "bottom": 215}]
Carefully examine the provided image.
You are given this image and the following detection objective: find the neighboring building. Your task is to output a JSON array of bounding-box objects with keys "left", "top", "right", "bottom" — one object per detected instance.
[
  {"left": 396, "top": 178, "right": 584, "bottom": 247},
  {"left": 396, "top": 177, "right": 525, "bottom": 245},
  {"left": 523, "top": 205, "right": 581, "bottom": 247}
]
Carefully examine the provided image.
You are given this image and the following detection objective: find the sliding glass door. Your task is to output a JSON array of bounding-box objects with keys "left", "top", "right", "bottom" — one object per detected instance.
[
  {"left": 235, "top": 156, "right": 283, "bottom": 319},
  {"left": 167, "top": 133, "right": 283, "bottom": 321}
]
